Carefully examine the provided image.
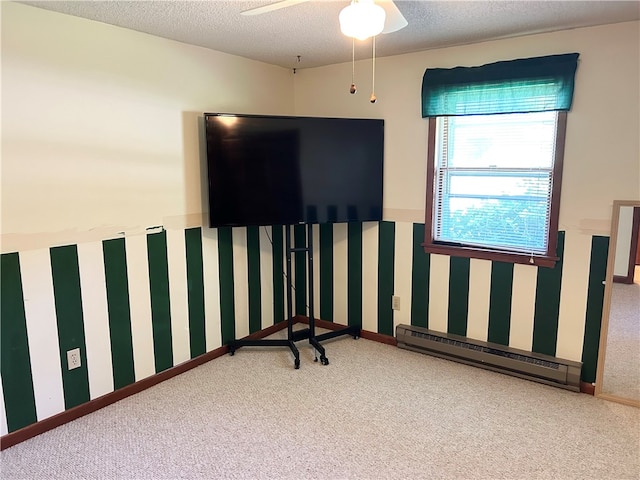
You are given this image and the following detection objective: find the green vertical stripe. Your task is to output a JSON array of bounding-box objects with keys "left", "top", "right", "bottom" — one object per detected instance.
[
  {"left": 581, "top": 235, "right": 609, "bottom": 383},
  {"left": 146, "top": 231, "right": 173, "bottom": 373},
  {"left": 294, "top": 225, "right": 307, "bottom": 315},
  {"left": 532, "top": 231, "right": 565, "bottom": 356},
  {"left": 185, "top": 228, "right": 206, "bottom": 358},
  {"left": 271, "top": 226, "right": 285, "bottom": 323},
  {"left": 0, "top": 253, "right": 37, "bottom": 432},
  {"left": 218, "top": 227, "right": 236, "bottom": 344},
  {"left": 348, "top": 222, "right": 363, "bottom": 327},
  {"left": 246, "top": 226, "right": 262, "bottom": 333},
  {"left": 102, "top": 238, "right": 135, "bottom": 389},
  {"left": 319, "top": 223, "right": 334, "bottom": 321},
  {"left": 411, "top": 223, "right": 430, "bottom": 328},
  {"left": 50, "top": 245, "right": 90, "bottom": 410},
  {"left": 487, "top": 262, "right": 514, "bottom": 346},
  {"left": 377, "top": 221, "right": 395, "bottom": 336},
  {"left": 448, "top": 256, "right": 470, "bottom": 337}
]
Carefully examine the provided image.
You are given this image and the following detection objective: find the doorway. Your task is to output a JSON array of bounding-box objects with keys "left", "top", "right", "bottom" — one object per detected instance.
[{"left": 613, "top": 206, "right": 640, "bottom": 284}]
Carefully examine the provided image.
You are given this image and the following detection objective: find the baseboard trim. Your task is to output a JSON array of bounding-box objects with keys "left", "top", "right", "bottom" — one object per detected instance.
[
  {"left": 359, "top": 329, "right": 397, "bottom": 346},
  {"left": 0, "top": 320, "right": 290, "bottom": 451},
  {"left": 580, "top": 382, "right": 595, "bottom": 395},
  {"left": 1, "top": 318, "right": 589, "bottom": 450},
  {"left": 302, "top": 316, "right": 594, "bottom": 394},
  {"left": 294, "top": 316, "right": 397, "bottom": 346}
]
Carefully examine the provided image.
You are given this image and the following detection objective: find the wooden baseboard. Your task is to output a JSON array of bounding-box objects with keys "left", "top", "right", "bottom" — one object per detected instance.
[
  {"left": 294, "top": 316, "right": 397, "bottom": 346},
  {"left": 359, "top": 329, "right": 397, "bottom": 346},
  {"left": 0, "top": 320, "right": 290, "bottom": 451},
  {"left": 1, "top": 317, "right": 590, "bottom": 450},
  {"left": 613, "top": 274, "right": 634, "bottom": 284},
  {"left": 243, "top": 319, "right": 291, "bottom": 340},
  {"left": 580, "top": 382, "right": 595, "bottom": 395}
]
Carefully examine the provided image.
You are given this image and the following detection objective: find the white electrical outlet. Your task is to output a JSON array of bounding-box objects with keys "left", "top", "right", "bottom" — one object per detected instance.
[
  {"left": 67, "top": 348, "right": 81, "bottom": 370},
  {"left": 392, "top": 295, "right": 401, "bottom": 311}
]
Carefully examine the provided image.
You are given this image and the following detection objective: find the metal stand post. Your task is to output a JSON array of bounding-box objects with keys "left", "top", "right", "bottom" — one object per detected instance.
[{"left": 228, "top": 224, "right": 360, "bottom": 368}]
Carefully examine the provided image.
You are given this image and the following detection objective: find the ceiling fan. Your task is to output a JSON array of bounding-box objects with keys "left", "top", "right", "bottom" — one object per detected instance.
[
  {"left": 242, "top": 0, "right": 407, "bottom": 103},
  {"left": 241, "top": 0, "right": 408, "bottom": 37}
]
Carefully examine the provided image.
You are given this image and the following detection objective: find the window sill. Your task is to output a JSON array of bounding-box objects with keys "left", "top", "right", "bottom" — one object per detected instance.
[{"left": 421, "top": 242, "right": 559, "bottom": 268}]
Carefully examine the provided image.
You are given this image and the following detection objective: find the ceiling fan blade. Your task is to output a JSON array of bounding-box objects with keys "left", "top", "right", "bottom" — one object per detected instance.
[
  {"left": 241, "top": 0, "right": 310, "bottom": 16},
  {"left": 380, "top": 0, "right": 408, "bottom": 34}
]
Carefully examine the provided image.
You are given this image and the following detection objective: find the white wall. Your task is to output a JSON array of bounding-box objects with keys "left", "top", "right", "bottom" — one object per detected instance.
[
  {"left": 614, "top": 206, "right": 635, "bottom": 277},
  {"left": 1, "top": 2, "right": 297, "bottom": 435},
  {"left": 293, "top": 21, "right": 640, "bottom": 225},
  {"left": 1, "top": 1, "right": 638, "bottom": 387},
  {"left": 1, "top": 2, "right": 294, "bottom": 253},
  {"left": 293, "top": 21, "right": 640, "bottom": 361}
]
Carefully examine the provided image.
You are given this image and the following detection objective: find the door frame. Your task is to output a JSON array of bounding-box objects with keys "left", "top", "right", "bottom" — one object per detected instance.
[{"left": 612, "top": 206, "right": 640, "bottom": 284}]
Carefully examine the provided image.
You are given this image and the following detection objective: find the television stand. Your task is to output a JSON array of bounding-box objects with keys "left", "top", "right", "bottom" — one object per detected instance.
[{"left": 228, "top": 224, "right": 360, "bottom": 368}]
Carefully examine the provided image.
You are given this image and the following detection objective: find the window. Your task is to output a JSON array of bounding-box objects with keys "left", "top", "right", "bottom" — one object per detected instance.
[
  {"left": 421, "top": 54, "right": 578, "bottom": 267},
  {"left": 425, "top": 110, "right": 566, "bottom": 266}
]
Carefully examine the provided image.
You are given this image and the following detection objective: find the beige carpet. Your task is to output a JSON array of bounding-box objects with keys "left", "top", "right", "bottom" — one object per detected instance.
[
  {"left": 2, "top": 331, "right": 639, "bottom": 479},
  {"left": 602, "top": 267, "right": 640, "bottom": 401}
]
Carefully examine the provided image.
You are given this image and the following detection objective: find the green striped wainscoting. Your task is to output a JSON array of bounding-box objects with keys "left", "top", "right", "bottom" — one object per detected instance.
[{"left": 1, "top": 223, "right": 608, "bottom": 436}]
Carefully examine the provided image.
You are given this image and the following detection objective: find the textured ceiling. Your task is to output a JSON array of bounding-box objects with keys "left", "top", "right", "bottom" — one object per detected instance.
[{"left": 20, "top": 1, "right": 640, "bottom": 69}]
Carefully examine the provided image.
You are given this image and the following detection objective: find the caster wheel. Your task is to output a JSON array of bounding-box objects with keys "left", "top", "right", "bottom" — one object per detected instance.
[
  {"left": 295, "top": 359, "right": 300, "bottom": 369},
  {"left": 229, "top": 350, "right": 235, "bottom": 356},
  {"left": 314, "top": 357, "right": 318, "bottom": 362},
  {"left": 320, "top": 356, "right": 329, "bottom": 366}
]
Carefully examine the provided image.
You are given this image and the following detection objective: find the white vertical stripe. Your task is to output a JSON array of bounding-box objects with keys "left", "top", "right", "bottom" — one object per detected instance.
[
  {"left": 125, "top": 235, "right": 156, "bottom": 381},
  {"left": 509, "top": 263, "right": 538, "bottom": 351},
  {"left": 333, "top": 223, "right": 349, "bottom": 324},
  {"left": 259, "top": 226, "right": 275, "bottom": 328},
  {"left": 393, "top": 222, "right": 413, "bottom": 330},
  {"left": 361, "top": 222, "right": 379, "bottom": 333},
  {"left": 285, "top": 227, "right": 300, "bottom": 317},
  {"left": 76, "top": 241, "right": 114, "bottom": 400},
  {"left": 288, "top": 226, "right": 304, "bottom": 316},
  {"left": 166, "top": 228, "right": 191, "bottom": 365},
  {"left": 280, "top": 227, "right": 289, "bottom": 319},
  {"left": 20, "top": 248, "right": 65, "bottom": 421},
  {"left": 0, "top": 376, "right": 9, "bottom": 436},
  {"left": 287, "top": 226, "right": 295, "bottom": 317},
  {"left": 202, "top": 228, "right": 222, "bottom": 351},
  {"left": 466, "top": 259, "right": 492, "bottom": 342},
  {"left": 428, "top": 254, "right": 450, "bottom": 334},
  {"left": 556, "top": 233, "right": 591, "bottom": 361},
  {"left": 311, "top": 224, "right": 321, "bottom": 320},
  {"left": 232, "top": 227, "right": 250, "bottom": 339}
]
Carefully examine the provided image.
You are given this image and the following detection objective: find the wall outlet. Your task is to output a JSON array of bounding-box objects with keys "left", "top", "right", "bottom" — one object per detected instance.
[
  {"left": 392, "top": 295, "right": 401, "bottom": 311},
  {"left": 67, "top": 348, "right": 81, "bottom": 370}
]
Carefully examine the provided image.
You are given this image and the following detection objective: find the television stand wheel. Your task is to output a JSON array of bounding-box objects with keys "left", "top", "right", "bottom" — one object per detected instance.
[
  {"left": 294, "top": 359, "right": 300, "bottom": 369},
  {"left": 320, "top": 355, "right": 329, "bottom": 366}
]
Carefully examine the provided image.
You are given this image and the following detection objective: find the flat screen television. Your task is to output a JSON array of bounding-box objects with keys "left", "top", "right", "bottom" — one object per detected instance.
[{"left": 204, "top": 113, "right": 384, "bottom": 227}]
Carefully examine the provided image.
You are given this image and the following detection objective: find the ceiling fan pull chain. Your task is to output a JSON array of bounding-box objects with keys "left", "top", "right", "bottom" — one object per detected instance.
[
  {"left": 350, "top": 37, "right": 357, "bottom": 94},
  {"left": 370, "top": 35, "right": 377, "bottom": 103}
]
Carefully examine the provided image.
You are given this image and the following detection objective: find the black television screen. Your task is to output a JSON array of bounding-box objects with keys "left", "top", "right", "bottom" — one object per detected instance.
[{"left": 204, "top": 113, "right": 384, "bottom": 227}]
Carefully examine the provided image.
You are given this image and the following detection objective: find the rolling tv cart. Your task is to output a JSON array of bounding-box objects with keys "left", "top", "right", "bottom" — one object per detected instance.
[{"left": 228, "top": 224, "right": 360, "bottom": 368}]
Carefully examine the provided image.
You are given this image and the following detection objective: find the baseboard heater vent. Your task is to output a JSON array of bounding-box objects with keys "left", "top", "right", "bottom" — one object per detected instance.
[{"left": 396, "top": 324, "right": 582, "bottom": 392}]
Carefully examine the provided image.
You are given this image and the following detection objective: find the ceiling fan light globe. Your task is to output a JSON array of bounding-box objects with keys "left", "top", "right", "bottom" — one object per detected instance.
[{"left": 339, "top": 1, "right": 386, "bottom": 41}]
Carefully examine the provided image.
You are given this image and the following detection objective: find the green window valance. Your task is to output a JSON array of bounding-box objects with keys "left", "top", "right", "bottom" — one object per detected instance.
[{"left": 421, "top": 53, "right": 579, "bottom": 117}]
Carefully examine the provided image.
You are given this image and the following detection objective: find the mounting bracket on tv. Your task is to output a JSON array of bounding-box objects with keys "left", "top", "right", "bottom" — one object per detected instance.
[{"left": 204, "top": 113, "right": 384, "bottom": 228}]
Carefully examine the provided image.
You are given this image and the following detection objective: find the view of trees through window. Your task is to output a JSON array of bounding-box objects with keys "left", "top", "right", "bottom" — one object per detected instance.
[{"left": 434, "top": 111, "right": 558, "bottom": 254}]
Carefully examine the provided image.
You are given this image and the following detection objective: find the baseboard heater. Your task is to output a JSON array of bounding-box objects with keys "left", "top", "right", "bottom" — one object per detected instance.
[{"left": 396, "top": 324, "right": 582, "bottom": 392}]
